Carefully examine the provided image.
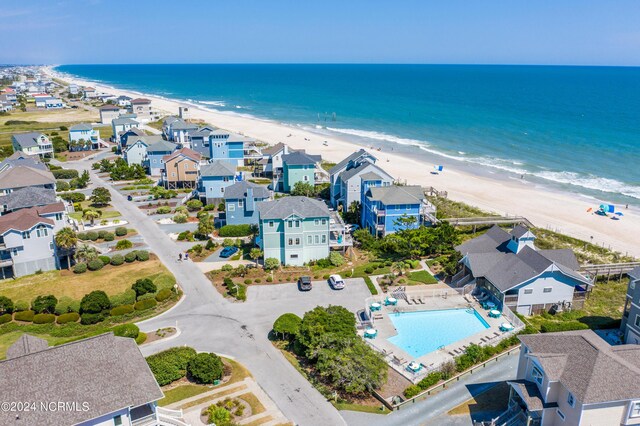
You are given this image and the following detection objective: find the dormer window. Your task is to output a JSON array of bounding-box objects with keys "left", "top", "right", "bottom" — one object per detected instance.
[{"left": 532, "top": 366, "right": 544, "bottom": 384}]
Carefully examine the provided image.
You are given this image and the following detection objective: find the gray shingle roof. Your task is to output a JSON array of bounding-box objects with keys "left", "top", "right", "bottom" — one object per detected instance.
[
  {"left": 282, "top": 151, "right": 321, "bottom": 166},
  {"left": 329, "top": 149, "right": 374, "bottom": 175},
  {"left": 360, "top": 171, "right": 383, "bottom": 181},
  {"left": 339, "top": 162, "right": 390, "bottom": 183},
  {"left": 69, "top": 123, "right": 93, "bottom": 131},
  {"left": 262, "top": 142, "right": 287, "bottom": 156},
  {"left": 0, "top": 165, "right": 55, "bottom": 190},
  {"left": 200, "top": 160, "right": 236, "bottom": 177},
  {"left": 508, "top": 380, "right": 558, "bottom": 411},
  {"left": 163, "top": 116, "right": 180, "bottom": 126},
  {"left": 6, "top": 334, "right": 48, "bottom": 359},
  {"left": 0, "top": 333, "right": 164, "bottom": 425},
  {"left": 223, "top": 180, "right": 270, "bottom": 200},
  {"left": 258, "top": 196, "right": 329, "bottom": 220},
  {"left": 367, "top": 185, "right": 424, "bottom": 205},
  {"left": 0, "top": 186, "right": 57, "bottom": 211},
  {"left": 11, "top": 132, "right": 45, "bottom": 148},
  {"left": 484, "top": 246, "right": 554, "bottom": 292},
  {"left": 146, "top": 139, "right": 177, "bottom": 153},
  {"left": 112, "top": 117, "right": 139, "bottom": 126},
  {"left": 171, "top": 121, "right": 199, "bottom": 131},
  {"left": 511, "top": 224, "right": 532, "bottom": 239},
  {"left": 519, "top": 330, "right": 640, "bottom": 404}
]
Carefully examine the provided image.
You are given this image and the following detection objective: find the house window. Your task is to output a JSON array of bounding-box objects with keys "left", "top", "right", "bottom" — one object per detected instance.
[
  {"left": 524, "top": 289, "right": 533, "bottom": 295},
  {"left": 220, "top": 187, "right": 224, "bottom": 193},
  {"left": 307, "top": 235, "right": 312, "bottom": 244},
  {"left": 228, "top": 204, "right": 235, "bottom": 212},
  {"left": 295, "top": 238, "right": 300, "bottom": 245},
  {"left": 532, "top": 366, "right": 544, "bottom": 384},
  {"left": 12, "top": 248, "right": 18, "bottom": 257},
  {"left": 315, "top": 219, "right": 319, "bottom": 225},
  {"left": 268, "top": 221, "right": 274, "bottom": 228},
  {"left": 321, "top": 219, "right": 326, "bottom": 225},
  {"left": 22, "top": 231, "right": 30, "bottom": 239},
  {"left": 295, "top": 220, "right": 300, "bottom": 228},
  {"left": 290, "top": 254, "right": 298, "bottom": 259},
  {"left": 238, "top": 200, "right": 244, "bottom": 208},
  {"left": 630, "top": 402, "right": 640, "bottom": 418},
  {"left": 634, "top": 315, "right": 640, "bottom": 328},
  {"left": 288, "top": 238, "right": 293, "bottom": 246},
  {"left": 113, "top": 415, "right": 123, "bottom": 426},
  {"left": 36, "top": 226, "right": 48, "bottom": 238},
  {"left": 55, "top": 213, "right": 63, "bottom": 220},
  {"left": 321, "top": 235, "right": 326, "bottom": 243},
  {"left": 315, "top": 235, "right": 319, "bottom": 244},
  {"left": 172, "top": 172, "right": 176, "bottom": 177},
  {"left": 631, "top": 280, "right": 636, "bottom": 290},
  {"left": 556, "top": 409, "right": 565, "bottom": 421},
  {"left": 303, "top": 175, "right": 309, "bottom": 181},
  {"left": 567, "top": 392, "right": 575, "bottom": 407},
  {"left": 543, "top": 287, "right": 552, "bottom": 293},
  {"left": 287, "top": 221, "right": 292, "bottom": 228}
]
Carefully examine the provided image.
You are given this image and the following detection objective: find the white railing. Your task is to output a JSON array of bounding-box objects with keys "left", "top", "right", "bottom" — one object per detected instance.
[
  {"left": 502, "top": 305, "right": 525, "bottom": 333},
  {"left": 156, "top": 407, "right": 189, "bottom": 426}
]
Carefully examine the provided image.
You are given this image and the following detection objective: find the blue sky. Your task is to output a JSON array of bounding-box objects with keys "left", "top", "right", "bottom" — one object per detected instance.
[{"left": 1, "top": 0, "right": 639, "bottom": 65}]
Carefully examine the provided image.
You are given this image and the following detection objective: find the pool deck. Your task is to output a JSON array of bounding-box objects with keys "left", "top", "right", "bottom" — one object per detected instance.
[{"left": 360, "top": 287, "right": 515, "bottom": 384}]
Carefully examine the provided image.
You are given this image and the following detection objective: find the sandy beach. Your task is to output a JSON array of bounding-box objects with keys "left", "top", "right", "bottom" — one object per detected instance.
[{"left": 50, "top": 68, "right": 640, "bottom": 258}]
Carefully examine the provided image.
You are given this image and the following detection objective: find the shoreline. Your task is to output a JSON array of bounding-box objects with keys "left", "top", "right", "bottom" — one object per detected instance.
[{"left": 48, "top": 67, "right": 640, "bottom": 257}]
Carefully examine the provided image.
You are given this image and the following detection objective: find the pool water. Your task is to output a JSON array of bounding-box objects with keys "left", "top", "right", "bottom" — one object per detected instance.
[{"left": 388, "top": 309, "right": 490, "bottom": 358}]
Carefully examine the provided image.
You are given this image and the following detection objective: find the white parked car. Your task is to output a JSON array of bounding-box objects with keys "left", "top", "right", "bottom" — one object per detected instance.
[{"left": 328, "top": 274, "right": 345, "bottom": 290}]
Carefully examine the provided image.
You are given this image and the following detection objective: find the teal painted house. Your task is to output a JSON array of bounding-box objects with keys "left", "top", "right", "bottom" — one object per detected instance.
[
  {"left": 257, "top": 196, "right": 330, "bottom": 266},
  {"left": 224, "top": 181, "right": 271, "bottom": 226},
  {"left": 281, "top": 152, "right": 321, "bottom": 193}
]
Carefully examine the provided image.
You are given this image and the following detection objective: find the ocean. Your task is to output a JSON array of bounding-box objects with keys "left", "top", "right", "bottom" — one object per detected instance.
[{"left": 55, "top": 64, "right": 640, "bottom": 206}]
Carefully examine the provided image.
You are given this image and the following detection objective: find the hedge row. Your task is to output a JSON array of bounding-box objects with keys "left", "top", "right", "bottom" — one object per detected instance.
[
  {"left": 146, "top": 347, "right": 197, "bottom": 386},
  {"left": 73, "top": 250, "right": 150, "bottom": 274},
  {"left": 218, "top": 224, "right": 253, "bottom": 237},
  {"left": 540, "top": 321, "right": 589, "bottom": 333},
  {"left": 56, "top": 312, "right": 80, "bottom": 324},
  {"left": 404, "top": 371, "right": 443, "bottom": 399}
]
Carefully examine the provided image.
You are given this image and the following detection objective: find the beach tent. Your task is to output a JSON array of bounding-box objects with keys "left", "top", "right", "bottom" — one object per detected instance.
[
  {"left": 433, "top": 165, "right": 444, "bottom": 173},
  {"left": 599, "top": 204, "right": 615, "bottom": 213}
]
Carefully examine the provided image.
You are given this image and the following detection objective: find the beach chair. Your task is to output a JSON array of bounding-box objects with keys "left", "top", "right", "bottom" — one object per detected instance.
[
  {"left": 406, "top": 299, "right": 413, "bottom": 305},
  {"left": 418, "top": 297, "right": 425, "bottom": 304}
]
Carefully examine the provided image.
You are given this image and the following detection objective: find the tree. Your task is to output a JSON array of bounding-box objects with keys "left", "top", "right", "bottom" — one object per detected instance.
[
  {"left": 55, "top": 227, "right": 77, "bottom": 270},
  {"left": 80, "top": 290, "right": 111, "bottom": 314},
  {"left": 32, "top": 295, "right": 58, "bottom": 314},
  {"left": 75, "top": 244, "right": 98, "bottom": 264},
  {"left": 391, "top": 261, "right": 406, "bottom": 277},
  {"left": 82, "top": 208, "right": 102, "bottom": 225},
  {"left": 394, "top": 214, "right": 418, "bottom": 232},
  {"left": 297, "top": 305, "right": 357, "bottom": 356},
  {"left": 0, "top": 296, "right": 14, "bottom": 314},
  {"left": 249, "top": 248, "right": 263, "bottom": 266},
  {"left": 204, "top": 406, "right": 232, "bottom": 426},
  {"left": 329, "top": 252, "right": 345, "bottom": 267},
  {"left": 196, "top": 214, "right": 214, "bottom": 238},
  {"left": 91, "top": 187, "right": 111, "bottom": 207},
  {"left": 273, "top": 313, "right": 302, "bottom": 340},
  {"left": 264, "top": 257, "right": 280, "bottom": 271},
  {"left": 132, "top": 278, "right": 157, "bottom": 297},
  {"left": 343, "top": 201, "right": 361, "bottom": 225},
  {"left": 291, "top": 181, "right": 315, "bottom": 197},
  {"left": 187, "top": 352, "right": 224, "bottom": 384}
]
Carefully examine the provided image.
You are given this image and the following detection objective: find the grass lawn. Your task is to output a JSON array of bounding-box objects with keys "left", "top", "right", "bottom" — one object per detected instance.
[
  {"left": 448, "top": 382, "right": 510, "bottom": 416},
  {"left": 69, "top": 209, "right": 121, "bottom": 221},
  {"left": 237, "top": 392, "right": 266, "bottom": 415},
  {"left": 159, "top": 385, "right": 211, "bottom": 407},
  {"left": 0, "top": 258, "right": 174, "bottom": 301},
  {"left": 334, "top": 402, "right": 390, "bottom": 414},
  {"left": 407, "top": 270, "right": 438, "bottom": 284},
  {"left": 248, "top": 178, "right": 271, "bottom": 185}
]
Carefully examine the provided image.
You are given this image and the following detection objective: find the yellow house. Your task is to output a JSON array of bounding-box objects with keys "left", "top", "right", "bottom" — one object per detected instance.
[{"left": 162, "top": 147, "right": 202, "bottom": 189}]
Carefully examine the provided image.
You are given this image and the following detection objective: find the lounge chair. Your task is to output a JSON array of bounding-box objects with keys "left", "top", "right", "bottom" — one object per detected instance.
[
  {"left": 406, "top": 299, "right": 413, "bottom": 305},
  {"left": 418, "top": 298, "right": 425, "bottom": 304},
  {"left": 448, "top": 351, "right": 455, "bottom": 356}
]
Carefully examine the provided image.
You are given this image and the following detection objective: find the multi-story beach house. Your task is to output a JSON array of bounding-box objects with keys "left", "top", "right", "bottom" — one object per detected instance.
[
  {"left": 162, "top": 116, "right": 181, "bottom": 139},
  {"left": 361, "top": 184, "right": 436, "bottom": 236},
  {"left": 118, "top": 127, "right": 146, "bottom": 151},
  {"left": 44, "top": 97, "right": 64, "bottom": 109},
  {"left": 0, "top": 201, "right": 68, "bottom": 277},
  {"left": 83, "top": 87, "right": 97, "bottom": 99},
  {"left": 496, "top": 330, "right": 640, "bottom": 426},
  {"left": 68, "top": 123, "right": 100, "bottom": 151},
  {"left": 0, "top": 151, "right": 56, "bottom": 195},
  {"left": 224, "top": 180, "right": 271, "bottom": 226},
  {"left": 11, "top": 132, "right": 53, "bottom": 158},
  {"left": 130, "top": 98, "right": 154, "bottom": 122},
  {"left": 98, "top": 103, "right": 121, "bottom": 124},
  {"left": 198, "top": 160, "right": 237, "bottom": 205},
  {"left": 68, "top": 83, "right": 79, "bottom": 95},
  {"left": 280, "top": 151, "right": 322, "bottom": 193},
  {"left": 112, "top": 116, "right": 140, "bottom": 140},
  {"left": 117, "top": 95, "right": 132, "bottom": 107},
  {"left": 146, "top": 139, "right": 178, "bottom": 176},
  {"left": 123, "top": 135, "right": 162, "bottom": 167},
  {"left": 257, "top": 196, "right": 330, "bottom": 266},
  {"left": 189, "top": 126, "right": 216, "bottom": 158},
  {"left": 208, "top": 129, "right": 246, "bottom": 166},
  {"left": 258, "top": 143, "right": 291, "bottom": 178},
  {"left": 0, "top": 333, "right": 187, "bottom": 426},
  {"left": 0, "top": 186, "right": 57, "bottom": 216},
  {"left": 330, "top": 151, "right": 394, "bottom": 212},
  {"left": 454, "top": 225, "right": 592, "bottom": 315},
  {"left": 162, "top": 147, "right": 201, "bottom": 189},
  {"left": 169, "top": 119, "right": 199, "bottom": 145},
  {"left": 621, "top": 267, "right": 640, "bottom": 344}
]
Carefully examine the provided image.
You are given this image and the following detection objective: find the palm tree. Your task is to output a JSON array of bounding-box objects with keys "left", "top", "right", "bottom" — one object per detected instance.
[
  {"left": 391, "top": 261, "right": 406, "bottom": 277},
  {"left": 82, "top": 208, "right": 102, "bottom": 226},
  {"left": 75, "top": 244, "right": 98, "bottom": 264},
  {"left": 54, "top": 227, "right": 77, "bottom": 270},
  {"left": 249, "top": 248, "right": 263, "bottom": 267}
]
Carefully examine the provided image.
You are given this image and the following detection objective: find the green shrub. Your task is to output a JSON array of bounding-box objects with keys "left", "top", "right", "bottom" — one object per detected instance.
[
  {"left": 417, "top": 371, "right": 442, "bottom": 390},
  {"left": 0, "top": 313, "right": 12, "bottom": 324},
  {"left": 110, "top": 254, "right": 124, "bottom": 266},
  {"left": 403, "top": 385, "right": 422, "bottom": 399},
  {"left": 174, "top": 205, "right": 188, "bottom": 214},
  {"left": 244, "top": 279, "right": 252, "bottom": 285},
  {"left": 329, "top": 252, "right": 345, "bottom": 267},
  {"left": 98, "top": 230, "right": 108, "bottom": 239},
  {"left": 221, "top": 264, "right": 233, "bottom": 272},
  {"left": 156, "top": 206, "right": 171, "bottom": 214},
  {"left": 146, "top": 347, "right": 197, "bottom": 386},
  {"left": 266, "top": 276, "right": 273, "bottom": 283},
  {"left": 187, "top": 352, "right": 224, "bottom": 384},
  {"left": 59, "top": 192, "right": 85, "bottom": 203},
  {"left": 80, "top": 313, "right": 104, "bottom": 325},
  {"left": 364, "top": 267, "right": 374, "bottom": 274},
  {"left": 173, "top": 213, "right": 187, "bottom": 224},
  {"left": 115, "top": 239, "right": 133, "bottom": 250},
  {"left": 80, "top": 290, "right": 110, "bottom": 314},
  {"left": 186, "top": 199, "right": 203, "bottom": 211},
  {"left": 115, "top": 227, "right": 128, "bottom": 236},
  {"left": 56, "top": 312, "right": 80, "bottom": 324},
  {"left": 124, "top": 251, "right": 137, "bottom": 263},
  {"left": 73, "top": 263, "right": 87, "bottom": 274},
  {"left": 254, "top": 278, "right": 261, "bottom": 283},
  {"left": 14, "top": 310, "right": 35, "bottom": 322},
  {"left": 87, "top": 259, "right": 104, "bottom": 271},
  {"left": 113, "top": 323, "right": 140, "bottom": 339},
  {"left": 136, "top": 332, "right": 147, "bottom": 345},
  {"left": 109, "top": 289, "right": 136, "bottom": 307},
  {"left": 322, "top": 274, "right": 330, "bottom": 280},
  {"left": 14, "top": 300, "right": 29, "bottom": 312},
  {"left": 103, "top": 232, "right": 115, "bottom": 242},
  {"left": 264, "top": 257, "right": 280, "bottom": 271},
  {"left": 155, "top": 288, "right": 173, "bottom": 302},
  {"left": 76, "top": 232, "right": 88, "bottom": 241},
  {"left": 219, "top": 224, "right": 252, "bottom": 237},
  {"left": 110, "top": 304, "right": 134, "bottom": 316},
  {"left": 31, "top": 295, "right": 57, "bottom": 313},
  {"left": 86, "top": 231, "right": 99, "bottom": 241},
  {"left": 203, "top": 204, "right": 216, "bottom": 211},
  {"left": 137, "top": 293, "right": 156, "bottom": 302},
  {"left": 33, "top": 313, "right": 56, "bottom": 324},
  {"left": 540, "top": 321, "right": 589, "bottom": 333},
  {"left": 98, "top": 255, "right": 111, "bottom": 265},
  {"left": 52, "top": 169, "right": 78, "bottom": 179},
  {"left": 136, "top": 250, "right": 149, "bottom": 261},
  {"left": 56, "top": 180, "right": 70, "bottom": 191},
  {"left": 132, "top": 278, "right": 157, "bottom": 297},
  {"left": 134, "top": 298, "right": 157, "bottom": 311},
  {"left": 177, "top": 231, "right": 192, "bottom": 241}
]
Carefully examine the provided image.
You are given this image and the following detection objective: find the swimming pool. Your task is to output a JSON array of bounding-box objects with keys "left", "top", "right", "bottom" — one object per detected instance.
[{"left": 387, "top": 308, "right": 490, "bottom": 358}]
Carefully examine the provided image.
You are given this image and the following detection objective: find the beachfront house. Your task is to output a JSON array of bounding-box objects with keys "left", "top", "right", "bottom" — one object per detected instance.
[
  {"left": 454, "top": 225, "right": 592, "bottom": 315},
  {"left": 130, "top": 98, "right": 155, "bottom": 122},
  {"left": 44, "top": 97, "right": 64, "bottom": 109},
  {"left": 224, "top": 180, "right": 271, "bottom": 226},
  {"left": 83, "top": 87, "right": 97, "bottom": 99},
  {"left": 258, "top": 196, "right": 330, "bottom": 267},
  {"left": 162, "top": 147, "right": 201, "bottom": 189},
  {"left": 99, "top": 104, "right": 121, "bottom": 124},
  {"left": 621, "top": 267, "right": 640, "bottom": 344},
  {"left": 361, "top": 184, "right": 436, "bottom": 237},
  {"left": 198, "top": 160, "right": 237, "bottom": 205},
  {"left": 0, "top": 201, "right": 68, "bottom": 277},
  {"left": 189, "top": 126, "right": 216, "bottom": 158},
  {"left": 281, "top": 151, "right": 321, "bottom": 193},
  {"left": 11, "top": 132, "right": 53, "bottom": 158},
  {"left": 329, "top": 149, "right": 380, "bottom": 208},
  {"left": 146, "top": 139, "right": 178, "bottom": 176},
  {"left": 162, "top": 116, "right": 181, "bottom": 139},
  {"left": 117, "top": 95, "right": 132, "bottom": 107},
  {"left": 68, "top": 123, "right": 100, "bottom": 151},
  {"left": 496, "top": 330, "right": 640, "bottom": 426},
  {"left": 123, "top": 135, "right": 161, "bottom": 167},
  {"left": 169, "top": 119, "right": 199, "bottom": 145},
  {"left": 208, "top": 129, "right": 246, "bottom": 166},
  {"left": 258, "top": 143, "right": 291, "bottom": 178},
  {"left": 118, "top": 127, "right": 146, "bottom": 151},
  {"left": 112, "top": 116, "right": 140, "bottom": 140},
  {"left": 0, "top": 333, "right": 186, "bottom": 426},
  {"left": 68, "top": 84, "right": 79, "bottom": 95}
]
